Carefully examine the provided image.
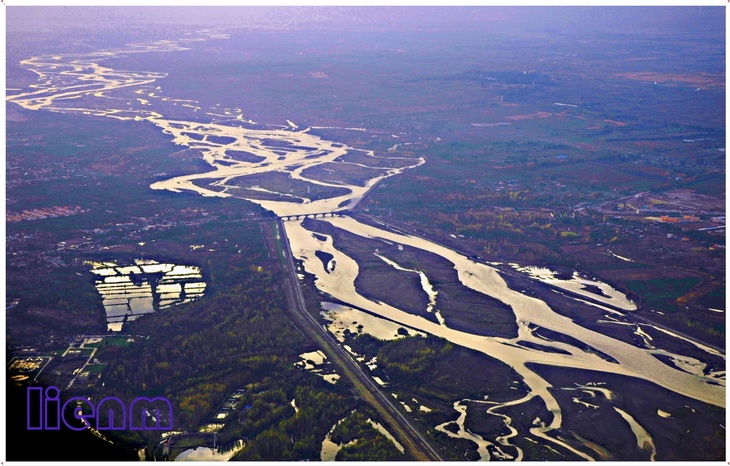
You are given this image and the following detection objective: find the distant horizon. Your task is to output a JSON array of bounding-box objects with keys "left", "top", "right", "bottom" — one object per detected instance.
[{"left": 5, "top": 5, "right": 725, "bottom": 39}]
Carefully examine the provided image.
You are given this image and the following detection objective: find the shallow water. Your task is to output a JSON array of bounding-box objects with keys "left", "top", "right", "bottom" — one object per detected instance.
[
  {"left": 511, "top": 265, "right": 636, "bottom": 311},
  {"left": 435, "top": 400, "right": 494, "bottom": 460},
  {"left": 367, "top": 418, "right": 405, "bottom": 454},
  {"left": 175, "top": 439, "right": 244, "bottom": 461},
  {"left": 320, "top": 301, "right": 425, "bottom": 342},
  {"left": 320, "top": 415, "right": 353, "bottom": 461},
  {"left": 614, "top": 407, "right": 656, "bottom": 460}
]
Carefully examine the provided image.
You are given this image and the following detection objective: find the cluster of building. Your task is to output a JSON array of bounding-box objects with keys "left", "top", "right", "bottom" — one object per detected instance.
[
  {"left": 200, "top": 389, "right": 248, "bottom": 434},
  {"left": 7, "top": 205, "right": 86, "bottom": 223},
  {"left": 660, "top": 214, "right": 701, "bottom": 223}
]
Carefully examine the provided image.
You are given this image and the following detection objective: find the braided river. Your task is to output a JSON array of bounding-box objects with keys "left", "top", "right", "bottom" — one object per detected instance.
[{"left": 7, "top": 30, "right": 724, "bottom": 460}]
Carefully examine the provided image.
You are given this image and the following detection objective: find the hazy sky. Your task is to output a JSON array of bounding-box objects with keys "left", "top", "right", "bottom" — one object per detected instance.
[{"left": 5, "top": 5, "right": 725, "bottom": 38}]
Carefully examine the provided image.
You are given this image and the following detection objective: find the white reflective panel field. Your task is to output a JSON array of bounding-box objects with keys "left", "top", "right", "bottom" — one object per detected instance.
[{"left": 86, "top": 259, "right": 206, "bottom": 330}]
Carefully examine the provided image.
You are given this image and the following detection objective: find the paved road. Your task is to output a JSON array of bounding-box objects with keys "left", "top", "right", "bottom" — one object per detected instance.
[{"left": 275, "top": 218, "right": 443, "bottom": 461}]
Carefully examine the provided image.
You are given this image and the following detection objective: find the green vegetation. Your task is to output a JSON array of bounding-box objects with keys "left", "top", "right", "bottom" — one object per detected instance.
[
  {"left": 331, "top": 410, "right": 407, "bottom": 461},
  {"left": 351, "top": 334, "right": 523, "bottom": 402},
  {"left": 696, "top": 286, "right": 725, "bottom": 310},
  {"left": 377, "top": 336, "right": 454, "bottom": 385},
  {"left": 232, "top": 381, "right": 360, "bottom": 460},
  {"left": 84, "top": 364, "right": 106, "bottom": 373},
  {"left": 101, "top": 337, "right": 135, "bottom": 347},
  {"left": 624, "top": 277, "right": 702, "bottom": 312}
]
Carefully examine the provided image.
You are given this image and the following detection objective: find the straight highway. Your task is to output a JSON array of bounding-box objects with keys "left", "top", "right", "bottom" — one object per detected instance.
[{"left": 275, "top": 218, "right": 443, "bottom": 461}]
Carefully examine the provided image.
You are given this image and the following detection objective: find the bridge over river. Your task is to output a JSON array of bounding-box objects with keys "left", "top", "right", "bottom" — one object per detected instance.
[{"left": 280, "top": 212, "right": 346, "bottom": 221}]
